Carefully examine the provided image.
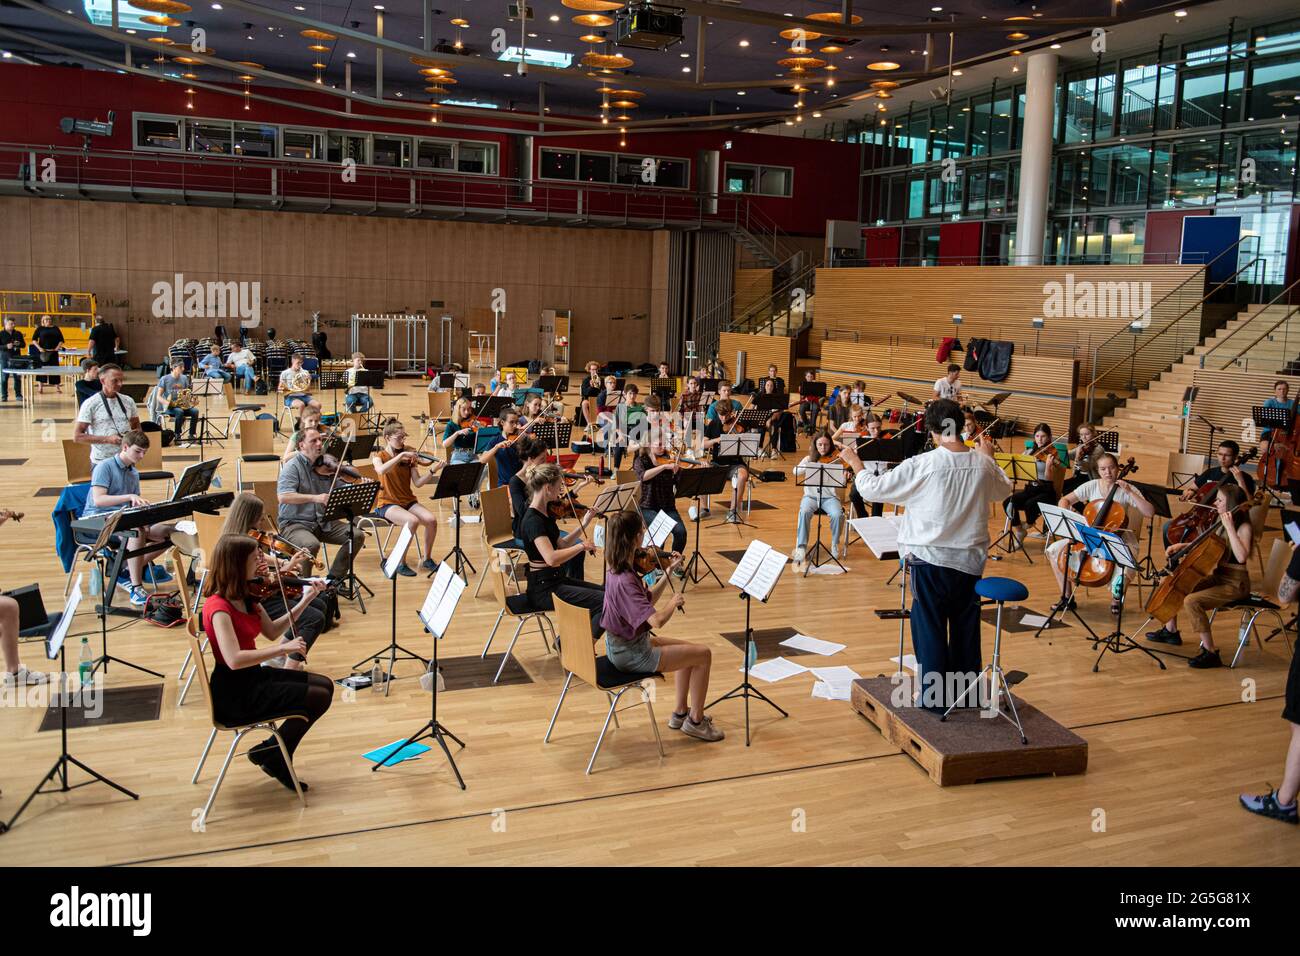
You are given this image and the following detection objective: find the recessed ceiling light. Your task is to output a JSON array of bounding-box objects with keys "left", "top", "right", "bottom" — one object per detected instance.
[
  {"left": 1050, "top": 43, "right": 1061, "bottom": 49},
  {"left": 739, "top": 39, "right": 749, "bottom": 47},
  {"left": 373, "top": 4, "right": 385, "bottom": 9},
  {"left": 1174, "top": 8, "right": 1188, "bottom": 17},
  {"left": 737, "top": 90, "right": 745, "bottom": 95},
  {"left": 125, "top": 28, "right": 136, "bottom": 34},
  {"left": 346, "top": 51, "right": 357, "bottom": 58},
  {"left": 812, "top": 111, "right": 821, "bottom": 117},
  {"left": 294, "top": 4, "right": 304, "bottom": 8},
  {"left": 549, "top": 13, "right": 559, "bottom": 21},
  {"left": 931, "top": 5, "right": 942, "bottom": 10},
  {"left": 680, "top": 52, "right": 690, "bottom": 58},
  {"left": 211, "top": 2, "right": 222, "bottom": 8},
  {"left": 681, "top": 66, "right": 690, "bottom": 72},
  {"left": 528, "top": 32, "right": 537, "bottom": 37},
  {"left": 952, "top": 69, "right": 962, "bottom": 76}
]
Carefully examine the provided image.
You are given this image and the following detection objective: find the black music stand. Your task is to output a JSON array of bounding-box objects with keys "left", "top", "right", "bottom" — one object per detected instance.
[
  {"left": 708, "top": 433, "right": 762, "bottom": 529},
  {"left": 1033, "top": 504, "right": 1103, "bottom": 643},
  {"left": 988, "top": 453, "right": 1040, "bottom": 562},
  {"left": 325, "top": 432, "right": 377, "bottom": 463},
  {"left": 676, "top": 465, "right": 728, "bottom": 589},
  {"left": 795, "top": 460, "right": 848, "bottom": 575},
  {"left": 352, "top": 369, "right": 387, "bottom": 431},
  {"left": 531, "top": 419, "right": 572, "bottom": 455},
  {"left": 82, "top": 511, "right": 165, "bottom": 677},
  {"left": 372, "top": 564, "right": 467, "bottom": 788},
  {"left": 536, "top": 374, "right": 567, "bottom": 395},
  {"left": 650, "top": 376, "right": 676, "bottom": 404},
  {"left": 1, "top": 577, "right": 138, "bottom": 834},
  {"left": 432, "top": 461, "right": 485, "bottom": 581},
  {"left": 1087, "top": 527, "right": 1166, "bottom": 671},
  {"left": 323, "top": 479, "right": 380, "bottom": 613},
  {"left": 353, "top": 523, "right": 428, "bottom": 691},
  {"left": 318, "top": 368, "right": 349, "bottom": 418},
  {"left": 474, "top": 395, "right": 512, "bottom": 420},
  {"left": 171, "top": 457, "right": 221, "bottom": 501},
  {"left": 1131, "top": 480, "right": 1173, "bottom": 589}
]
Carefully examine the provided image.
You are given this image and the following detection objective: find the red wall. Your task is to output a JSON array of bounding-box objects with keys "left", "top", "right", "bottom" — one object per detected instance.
[
  {"left": 1143, "top": 208, "right": 1212, "bottom": 265},
  {"left": 0, "top": 64, "right": 861, "bottom": 237}
]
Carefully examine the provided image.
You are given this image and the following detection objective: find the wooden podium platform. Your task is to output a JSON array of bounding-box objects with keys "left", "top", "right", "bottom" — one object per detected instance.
[{"left": 851, "top": 676, "right": 1088, "bottom": 786}]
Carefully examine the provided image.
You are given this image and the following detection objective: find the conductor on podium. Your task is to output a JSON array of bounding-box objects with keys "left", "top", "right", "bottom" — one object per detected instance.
[{"left": 839, "top": 399, "right": 1012, "bottom": 710}]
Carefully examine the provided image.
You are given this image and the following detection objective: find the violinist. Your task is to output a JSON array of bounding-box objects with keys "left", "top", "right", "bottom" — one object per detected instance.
[
  {"left": 961, "top": 410, "right": 979, "bottom": 443},
  {"left": 1046, "top": 453, "right": 1154, "bottom": 614},
  {"left": 1006, "top": 423, "right": 1066, "bottom": 545},
  {"left": 519, "top": 463, "right": 604, "bottom": 639},
  {"left": 677, "top": 375, "right": 705, "bottom": 421},
  {"left": 371, "top": 421, "right": 442, "bottom": 576},
  {"left": 798, "top": 370, "right": 822, "bottom": 436},
  {"left": 600, "top": 383, "right": 645, "bottom": 471},
  {"left": 845, "top": 415, "right": 888, "bottom": 519},
  {"left": 826, "top": 388, "right": 855, "bottom": 431},
  {"left": 478, "top": 407, "right": 528, "bottom": 489},
  {"left": 276, "top": 426, "right": 367, "bottom": 583},
  {"left": 602, "top": 510, "right": 724, "bottom": 742},
  {"left": 1145, "top": 483, "right": 1253, "bottom": 668},
  {"left": 222, "top": 491, "right": 332, "bottom": 661},
  {"left": 442, "top": 398, "right": 480, "bottom": 466},
  {"left": 705, "top": 381, "right": 742, "bottom": 423},
  {"left": 519, "top": 393, "right": 546, "bottom": 426},
  {"left": 201, "top": 533, "right": 332, "bottom": 793},
  {"left": 632, "top": 439, "right": 689, "bottom": 557},
  {"left": 792, "top": 432, "right": 845, "bottom": 564},
  {"left": 1063, "top": 424, "right": 1104, "bottom": 495},
  {"left": 701, "top": 399, "right": 751, "bottom": 525},
  {"left": 282, "top": 405, "right": 324, "bottom": 462}
]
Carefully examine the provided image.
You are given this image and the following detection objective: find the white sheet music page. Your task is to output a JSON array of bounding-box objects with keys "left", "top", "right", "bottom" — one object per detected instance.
[
  {"left": 647, "top": 510, "right": 676, "bottom": 549},
  {"left": 744, "top": 548, "right": 789, "bottom": 602},
  {"left": 419, "top": 563, "right": 454, "bottom": 631},
  {"left": 383, "top": 523, "right": 414, "bottom": 580},
  {"left": 728, "top": 540, "right": 772, "bottom": 590},
  {"left": 849, "top": 516, "right": 903, "bottom": 559},
  {"left": 428, "top": 567, "right": 466, "bottom": 638}
]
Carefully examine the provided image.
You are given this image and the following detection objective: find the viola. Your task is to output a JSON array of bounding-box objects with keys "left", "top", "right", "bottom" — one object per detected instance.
[
  {"left": 247, "top": 571, "right": 331, "bottom": 602},
  {"left": 248, "top": 528, "right": 324, "bottom": 571},
  {"left": 1054, "top": 458, "right": 1138, "bottom": 588},
  {"left": 313, "top": 454, "right": 363, "bottom": 481},
  {"left": 633, "top": 547, "right": 677, "bottom": 575},
  {"left": 1165, "top": 447, "right": 1258, "bottom": 545},
  {"left": 564, "top": 471, "right": 604, "bottom": 487}
]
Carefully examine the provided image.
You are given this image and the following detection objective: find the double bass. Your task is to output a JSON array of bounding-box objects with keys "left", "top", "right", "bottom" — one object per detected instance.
[
  {"left": 1165, "top": 446, "right": 1257, "bottom": 544},
  {"left": 1054, "top": 457, "right": 1138, "bottom": 587}
]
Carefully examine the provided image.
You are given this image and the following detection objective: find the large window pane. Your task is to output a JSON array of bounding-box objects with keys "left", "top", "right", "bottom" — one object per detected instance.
[
  {"left": 327, "top": 133, "right": 367, "bottom": 164},
  {"left": 759, "top": 166, "right": 792, "bottom": 197},
  {"left": 725, "top": 164, "right": 756, "bottom": 193},
  {"left": 457, "top": 143, "right": 495, "bottom": 175},
  {"left": 1179, "top": 38, "right": 1247, "bottom": 128},
  {"left": 1247, "top": 53, "right": 1300, "bottom": 121},
  {"left": 906, "top": 173, "right": 925, "bottom": 219},
  {"left": 905, "top": 109, "right": 928, "bottom": 164},
  {"left": 1063, "top": 69, "right": 1099, "bottom": 143},
  {"left": 1170, "top": 138, "right": 1221, "bottom": 205},
  {"left": 988, "top": 162, "right": 1011, "bottom": 217},
  {"left": 283, "top": 129, "right": 323, "bottom": 160},
  {"left": 1118, "top": 56, "right": 1160, "bottom": 135},
  {"left": 418, "top": 140, "right": 455, "bottom": 170},
  {"left": 233, "top": 123, "right": 276, "bottom": 158},
  {"left": 372, "top": 136, "right": 410, "bottom": 168},
  {"left": 965, "top": 164, "right": 988, "bottom": 215},
  {"left": 655, "top": 158, "right": 688, "bottom": 189},
  {"left": 578, "top": 152, "right": 613, "bottom": 183},
  {"left": 1241, "top": 129, "right": 1297, "bottom": 201},
  {"left": 968, "top": 94, "right": 991, "bottom": 157},
  {"left": 137, "top": 117, "right": 182, "bottom": 150},
  {"left": 189, "top": 121, "right": 232, "bottom": 154}
]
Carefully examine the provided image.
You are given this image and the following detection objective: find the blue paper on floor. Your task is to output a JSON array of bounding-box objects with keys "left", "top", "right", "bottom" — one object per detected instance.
[{"left": 364, "top": 739, "right": 431, "bottom": 765}]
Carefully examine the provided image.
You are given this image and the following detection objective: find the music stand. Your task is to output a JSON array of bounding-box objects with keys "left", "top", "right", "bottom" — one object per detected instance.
[
  {"left": 354, "top": 369, "right": 387, "bottom": 431},
  {"left": 675, "top": 465, "right": 728, "bottom": 589},
  {"left": 324, "top": 431, "right": 377, "bottom": 464},
  {"left": 171, "top": 457, "right": 221, "bottom": 501},
  {"left": 988, "top": 453, "right": 1039, "bottom": 561},
  {"left": 432, "top": 461, "right": 485, "bottom": 581},
  {"left": 187, "top": 377, "right": 226, "bottom": 452},
  {"left": 531, "top": 419, "right": 572, "bottom": 455},
  {"left": 650, "top": 377, "right": 676, "bottom": 404},
  {"left": 82, "top": 510, "right": 165, "bottom": 677},
  {"left": 318, "top": 367, "right": 349, "bottom": 418},
  {"left": 709, "top": 433, "right": 762, "bottom": 529},
  {"left": 706, "top": 540, "right": 790, "bottom": 746},
  {"left": 536, "top": 374, "right": 567, "bottom": 394},
  {"left": 353, "top": 523, "right": 428, "bottom": 693},
  {"left": 475, "top": 395, "right": 512, "bottom": 421},
  {"left": 372, "top": 563, "right": 467, "bottom": 789},
  {"left": 795, "top": 461, "right": 848, "bottom": 575},
  {"left": 322, "top": 479, "right": 380, "bottom": 612},
  {"left": 1087, "top": 528, "right": 1167, "bottom": 671},
  {"left": 1131, "top": 480, "right": 1173, "bottom": 588},
  {"left": 589, "top": 480, "right": 641, "bottom": 573},
  {"left": 1, "top": 576, "right": 139, "bottom": 834},
  {"left": 1033, "top": 504, "right": 1103, "bottom": 642}
]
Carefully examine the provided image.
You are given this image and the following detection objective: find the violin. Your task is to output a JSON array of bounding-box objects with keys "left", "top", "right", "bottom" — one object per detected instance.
[
  {"left": 633, "top": 547, "right": 677, "bottom": 575},
  {"left": 1165, "top": 447, "right": 1258, "bottom": 545},
  {"left": 246, "top": 570, "right": 326, "bottom": 602},
  {"left": 1145, "top": 491, "right": 1261, "bottom": 621},
  {"left": 0, "top": 508, "right": 23, "bottom": 523},
  {"left": 313, "top": 454, "right": 362, "bottom": 481},
  {"left": 563, "top": 471, "right": 603, "bottom": 487},
  {"left": 248, "top": 528, "right": 325, "bottom": 571},
  {"left": 548, "top": 497, "right": 590, "bottom": 520},
  {"left": 1054, "top": 458, "right": 1138, "bottom": 588}
]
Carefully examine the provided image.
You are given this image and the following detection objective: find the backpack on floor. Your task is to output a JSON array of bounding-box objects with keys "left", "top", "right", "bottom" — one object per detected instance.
[{"left": 143, "top": 591, "right": 185, "bottom": 628}]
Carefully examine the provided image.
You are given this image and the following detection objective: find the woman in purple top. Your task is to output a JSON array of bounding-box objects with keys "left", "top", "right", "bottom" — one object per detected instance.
[{"left": 603, "top": 511, "right": 724, "bottom": 742}]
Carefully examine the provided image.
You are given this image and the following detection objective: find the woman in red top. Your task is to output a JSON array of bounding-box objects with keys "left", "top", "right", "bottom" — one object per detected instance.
[{"left": 201, "top": 533, "right": 333, "bottom": 792}]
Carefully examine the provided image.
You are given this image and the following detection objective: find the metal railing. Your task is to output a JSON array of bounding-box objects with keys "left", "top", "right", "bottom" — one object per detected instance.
[
  {"left": 1200, "top": 279, "right": 1300, "bottom": 373},
  {"left": 726, "top": 262, "right": 819, "bottom": 337}
]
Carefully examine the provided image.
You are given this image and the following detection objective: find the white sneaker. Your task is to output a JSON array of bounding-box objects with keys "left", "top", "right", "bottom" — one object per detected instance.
[
  {"left": 3, "top": 666, "right": 49, "bottom": 686},
  {"left": 681, "top": 714, "right": 725, "bottom": 742},
  {"left": 128, "top": 585, "right": 149, "bottom": 607},
  {"left": 792, "top": 546, "right": 806, "bottom": 564}
]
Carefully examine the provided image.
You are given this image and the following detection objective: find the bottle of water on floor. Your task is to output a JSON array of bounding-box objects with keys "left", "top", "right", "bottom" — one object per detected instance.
[
  {"left": 78, "top": 637, "right": 92, "bottom": 686},
  {"left": 371, "top": 659, "right": 382, "bottom": 693}
]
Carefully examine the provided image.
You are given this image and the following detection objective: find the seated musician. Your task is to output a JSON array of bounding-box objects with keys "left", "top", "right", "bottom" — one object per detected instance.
[
  {"left": 75, "top": 359, "right": 101, "bottom": 407},
  {"left": 74, "top": 363, "right": 141, "bottom": 467},
  {"left": 792, "top": 431, "right": 845, "bottom": 564},
  {"left": 282, "top": 405, "right": 324, "bottom": 462},
  {"left": 845, "top": 415, "right": 888, "bottom": 519},
  {"left": 1064, "top": 423, "right": 1103, "bottom": 495},
  {"left": 478, "top": 407, "right": 527, "bottom": 489},
  {"left": 961, "top": 410, "right": 978, "bottom": 442},
  {"left": 371, "top": 421, "right": 442, "bottom": 576},
  {"left": 226, "top": 342, "right": 258, "bottom": 393},
  {"left": 1, "top": 510, "right": 49, "bottom": 687},
  {"left": 757, "top": 376, "right": 794, "bottom": 459},
  {"left": 602, "top": 510, "right": 723, "bottom": 742},
  {"left": 344, "top": 352, "right": 374, "bottom": 413},
  {"left": 276, "top": 426, "right": 367, "bottom": 584},
  {"left": 442, "top": 398, "right": 480, "bottom": 466},
  {"left": 1006, "top": 423, "right": 1065, "bottom": 544},
  {"left": 677, "top": 375, "right": 705, "bottom": 422},
  {"left": 198, "top": 344, "right": 233, "bottom": 384},
  {"left": 934, "top": 364, "right": 963, "bottom": 401},
  {"left": 797, "top": 370, "right": 822, "bottom": 435},
  {"left": 700, "top": 401, "right": 750, "bottom": 525},
  {"left": 758, "top": 363, "right": 785, "bottom": 395},
  {"left": 826, "top": 388, "right": 855, "bottom": 431},
  {"left": 221, "top": 491, "right": 333, "bottom": 662},
  {"left": 157, "top": 358, "right": 200, "bottom": 445},
  {"left": 506, "top": 436, "right": 592, "bottom": 579},
  {"left": 849, "top": 379, "right": 871, "bottom": 409},
  {"left": 277, "top": 353, "right": 321, "bottom": 414},
  {"left": 519, "top": 393, "right": 545, "bottom": 426},
  {"left": 596, "top": 374, "right": 622, "bottom": 412},
  {"left": 1046, "top": 453, "right": 1154, "bottom": 614},
  {"left": 201, "top": 533, "right": 332, "bottom": 793},
  {"left": 1238, "top": 542, "right": 1300, "bottom": 824},
  {"left": 1258, "top": 380, "right": 1291, "bottom": 487},
  {"left": 1183, "top": 440, "right": 1256, "bottom": 500},
  {"left": 519, "top": 463, "right": 604, "bottom": 639},
  {"left": 599, "top": 383, "right": 644, "bottom": 471},
  {"left": 80, "top": 430, "right": 177, "bottom": 608},
  {"left": 1145, "top": 483, "right": 1253, "bottom": 667},
  {"left": 705, "top": 381, "right": 742, "bottom": 423},
  {"left": 657, "top": 361, "right": 673, "bottom": 381},
  {"left": 633, "top": 439, "right": 689, "bottom": 561}
]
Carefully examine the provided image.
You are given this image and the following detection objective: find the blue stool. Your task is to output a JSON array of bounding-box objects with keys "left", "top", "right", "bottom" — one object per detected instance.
[{"left": 941, "top": 575, "right": 1029, "bottom": 744}]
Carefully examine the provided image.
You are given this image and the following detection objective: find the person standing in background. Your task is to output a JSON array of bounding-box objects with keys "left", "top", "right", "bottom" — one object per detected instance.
[
  {"left": 33, "top": 314, "right": 65, "bottom": 393},
  {"left": 87, "top": 313, "right": 119, "bottom": 368},
  {"left": 0, "top": 316, "right": 25, "bottom": 403}
]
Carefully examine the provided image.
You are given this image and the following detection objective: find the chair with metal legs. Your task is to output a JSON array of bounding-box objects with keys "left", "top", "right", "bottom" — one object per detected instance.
[
  {"left": 1208, "top": 539, "right": 1296, "bottom": 669},
  {"left": 942, "top": 576, "right": 1030, "bottom": 744},
  {"left": 480, "top": 563, "right": 556, "bottom": 683},
  {"left": 543, "top": 596, "right": 665, "bottom": 774}
]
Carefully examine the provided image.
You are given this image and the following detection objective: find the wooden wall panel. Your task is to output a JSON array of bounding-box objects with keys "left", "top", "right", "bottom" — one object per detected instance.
[
  {"left": 733, "top": 268, "right": 772, "bottom": 322},
  {"left": 123, "top": 205, "right": 174, "bottom": 273},
  {"left": 1188, "top": 368, "right": 1300, "bottom": 458},
  {"left": 27, "top": 201, "right": 80, "bottom": 269},
  {"left": 261, "top": 213, "right": 307, "bottom": 278},
  {"left": 719, "top": 332, "right": 796, "bottom": 388},
  {"left": 75, "top": 203, "right": 126, "bottom": 271},
  {"left": 0, "top": 198, "right": 32, "bottom": 267}
]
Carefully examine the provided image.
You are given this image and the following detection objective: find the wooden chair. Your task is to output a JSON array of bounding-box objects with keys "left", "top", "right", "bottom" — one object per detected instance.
[
  {"left": 62, "top": 439, "right": 92, "bottom": 484},
  {"left": 237, "top": 418, "right": 280, "bottom": 488},
  {"left": 480, "top": 561, "right": 555, "bottom": 684},
  {"left": 474, "top": 485, "right": 524, "bottom": 596},
  {"left": 249, "top": 481, "right": 281, "bottom": 531},
  {"left": 1209, "top": 539, "right": 1296, "bottom": 668},
  {"left": 222, "top": 381, "right": 263, "bottom": 438},
  {"left": 543, "top": 596, "right": 665, "bottom": 775},
  {"left": 427, "top": 390, "right": 452, "bottom": 424},
  {"left": 177, "top": 512, "right": 226, "bottom": 707},
  {"left": 137, "top": 439, "right": 176, "bottom": 497},
  {"left": 185, "top": 617, "right": 306, "bottom": 827}
]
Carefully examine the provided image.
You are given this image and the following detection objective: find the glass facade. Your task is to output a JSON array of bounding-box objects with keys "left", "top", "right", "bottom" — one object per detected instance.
[{"left": 828, "top": 15, "right": 1300, "bottom": 266}]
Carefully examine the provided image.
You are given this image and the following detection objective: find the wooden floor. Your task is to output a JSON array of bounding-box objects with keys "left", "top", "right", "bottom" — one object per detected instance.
[{"left": 0, "top": 374, "right": 1295, "bottom": 867}]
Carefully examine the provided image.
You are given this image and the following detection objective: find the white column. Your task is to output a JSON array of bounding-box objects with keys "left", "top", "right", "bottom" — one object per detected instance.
[{"left": 1013, "top": 52, "right": 1057, "bottom": 265}]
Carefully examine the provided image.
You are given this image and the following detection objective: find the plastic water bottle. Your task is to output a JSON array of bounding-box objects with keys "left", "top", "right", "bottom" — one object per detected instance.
[
  {"left": 1111, "top": 572, "right": 1124, "bottom": 601},
  {"left": 370, "top": 660, "right": 382, "bottom": 693},
  {"left": 89, "top": 563, "right": 102, "bottom": 597},
  {"left": 78, "top": 637, "right": 93, "bottom": 686},
  {"left": 746, "top": 638, "right": 758, "bottom": 669}
]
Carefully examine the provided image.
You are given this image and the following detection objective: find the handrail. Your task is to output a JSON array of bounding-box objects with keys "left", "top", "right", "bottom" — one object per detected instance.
[
  {"left": 724, "top": 262, "right": 819, "bottom": 337},
  {"left": 1201, "top": 278, "right": 1300, "bottom": 371},
  {"left": 1083, "top": 253, "right": 1268, "bottom": 422}
]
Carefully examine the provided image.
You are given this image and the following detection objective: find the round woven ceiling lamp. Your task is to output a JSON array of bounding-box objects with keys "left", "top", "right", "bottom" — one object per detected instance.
[
  {"left": 867, "top": 61, "right": 900, "bottom": 71},
  {"left": 300, "top": 29, "right": 337, "bottom": 41},
  {"left": 819, "top": 44, "right": 844, "bottom": 54},
  {"left": 235, "top": 60, "right": 264, "bottom": 69},
  {"left": 173, "top": 55, "right": 205, "bottom": 64},
  {"left": 419, "top": 67, "right": 454, "bottom": 78},
  {"left": 147, "top": 36, "right": 174, "bottom": 44},
  {"left": 140, "top": 14, "right": 182, "bottom": 25},
  {"left": 778, "top": 56, "right": 826, "bottom": 69},
  {"left": 581, "top": 51, "right": 633, "bottom": 69},
  {"left": 410, "top": 55, "right": 457, "bottom": 69},
  {"left": 562, "top": 0, "right": 623, "bottom": 9},
  {"left": 307, "top": 44, "right": 330, "bottom": 52},
  {"left": 610, "top": 100, "right": 638, "bottom": 108},
  {"left": 572, "top": 14, "right": 616, "bottom": 27},
  {"left": 869, "top": 79, "right": 900, "bottom": 89},
  {"left": 579, "top": 34, "right": 606, "bottom": 43},
  {"left": 779, "top": 27, "right": 821, "bottom": 41},
  {"left": 126, "top": 0, "right": 191, "bottom": 13},
  {"left": 610, "top": 88, "right": 643, "bottom": 98},
  {"left": 805, "top": 11, "right": 863, "bottom": 24}
]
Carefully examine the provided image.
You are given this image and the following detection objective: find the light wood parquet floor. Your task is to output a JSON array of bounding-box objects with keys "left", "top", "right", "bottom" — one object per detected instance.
[{"left": 0, "top": 374, "right": 1294, "bottom": 866}]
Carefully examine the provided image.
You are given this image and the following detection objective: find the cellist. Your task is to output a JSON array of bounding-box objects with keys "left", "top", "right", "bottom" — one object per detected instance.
[
  {"left": 1046, "top": 453, "right": 1153, "bottom": 615},
  {"left": 1258, "top": 380, "right": 1292, "bottom": 489},
  {"left": 1145, "top": 483, "right": 1253, "bottom": 668}
]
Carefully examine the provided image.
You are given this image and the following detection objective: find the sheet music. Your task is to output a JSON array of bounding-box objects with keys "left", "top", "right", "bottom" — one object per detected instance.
[
  {"left": 48, "top": 575, "right": 82, "bottom": 659},
  {"left": 428, "top": 567, "right": 465, "bottom": 638},
  {"left": 848, "top": 516, "right": 903, "bottom": 559},
  {"left": 419, "top": 563, "right": 455, "bottom": 631},
  {"left": 383, "top": 523, "right": 414, "bottom": 580},
  {"left": 727, "top": 540, "right": 771, "bottom": 589},
  {"left": 745, "top": 548, "right": 788, "bottom": 601},
  {"left": 647, "top": 510, "right": 676, "bottom": 549}
]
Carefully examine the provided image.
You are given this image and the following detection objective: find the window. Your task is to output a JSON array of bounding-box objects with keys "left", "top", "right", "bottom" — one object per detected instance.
[
  {"left": 653, "top": 158, "right": 689, "bottom": 189},
  {"left": 136, "top": 116, "right": 182, "bottom": 151},
  {"left": 578, "top": 152, "right": 613, "bottom": 183},
  {"left": 458, "top": 143, "right": 496, "bottom": 175},
  {"left": 327, "top": 132, "right": 367, "bottom": 165},
  {"left": 417, "top": 139, "right": 455, "bottom": 170},
  {"left": 724, "top": 163, "right": 793, "bottom": 197},
  {"left": 283, "top": 129, "right": 324, "bottom": 160},
  {"left": 233, "top": 123, "right": 276, "bottom": 158},
  {"left": 1247, "top": 52, "right": 1300, "bottom": 121},
  {"left": 189, "top": 120, "right": 232, "bottom": 154},
  {"left": 372, "top": 136, "right": 411, "bottom": 168}
]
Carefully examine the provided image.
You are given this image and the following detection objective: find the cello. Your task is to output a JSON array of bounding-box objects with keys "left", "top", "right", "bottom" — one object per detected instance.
[
  {"left": 1054, "top": 457, "right": 1138, "bottom": 587},
  {"left": 1144, "top": 489, "right": 1261, "bottom": 622},
  {"left": 1165, "top": 446, "right": 1257, "bottom": 544}
]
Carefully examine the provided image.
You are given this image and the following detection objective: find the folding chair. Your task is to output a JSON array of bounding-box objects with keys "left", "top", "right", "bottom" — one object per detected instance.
[
  {"left": 237, "top": 418, "right": 281, "bottom": 488},
  {"left": 480, "top": 562, "right": 555, "bottom": 683},
  {"left": 1209, "top": 539, "right": 1296, "bottom": 668}
]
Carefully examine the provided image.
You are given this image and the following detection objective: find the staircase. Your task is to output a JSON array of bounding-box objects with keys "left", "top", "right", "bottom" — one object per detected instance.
[{"left": 1099, "top": 304, "right": 1297, "bottom": 456}]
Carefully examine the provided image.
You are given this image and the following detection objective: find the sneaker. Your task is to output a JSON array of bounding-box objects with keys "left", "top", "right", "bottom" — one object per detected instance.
[
  {"left": 1188, "top": 647, "right": 1223, "bottom": 669},
  {"left": 725, "top": 510, "right": 740, "bottom": 524},
  {"left": 1145, "top": 627, "right": 1182, "bottom": 645},
  {"left": 1239, "top": 790, "right": 1299, "bottom": 825},
  {"left": 667, "top": 710, "right": 689, "bottom": 730},
  {"left": 396, "top": 562, "right": 417, "bottom": 578},
  {"left": 468, "top": 495, "right": 481, "bottom": 510},
  {"left": 1054, "top": 596, "right": 1077, "bottom": 613},
  {"left": 791, "top": 546, "right": 807, "bottom": 564},
  {"left": 116, "top": 577, "right": 135, "bottom": 595},
  {"left": 420, "top": 558, "right": 437, "bottom": 572},
  {"left": 2, "top": 666, "right": 49, "bottom": 687},
  {"left": 681, "top": 713, "right": 725, "bottom": 742},
  {"left": 145, "top": 563, "right": 173, "bottom": 584},
  {"left": 128, "top": 585, "right": 149, "bottom": 607}
]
